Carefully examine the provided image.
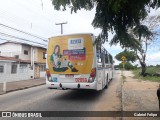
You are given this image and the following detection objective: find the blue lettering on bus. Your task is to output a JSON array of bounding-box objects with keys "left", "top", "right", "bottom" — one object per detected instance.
[{"left": 70, "top": 39, "right": 81, "bottom": 44}]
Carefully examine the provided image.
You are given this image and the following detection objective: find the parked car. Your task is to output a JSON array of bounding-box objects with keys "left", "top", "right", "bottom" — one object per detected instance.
[{"left": 115, "top": 68, "right": 119, "bottom": 70}]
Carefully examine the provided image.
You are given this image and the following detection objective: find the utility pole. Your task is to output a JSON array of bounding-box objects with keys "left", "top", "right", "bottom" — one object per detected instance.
[{"left": 55, "top": 22, "right": 67, "bottom": 34}]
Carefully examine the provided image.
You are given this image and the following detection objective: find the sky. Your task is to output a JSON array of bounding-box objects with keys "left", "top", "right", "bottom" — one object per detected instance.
[{"left": 0, "top": 0, "right": 160, "bottom": 66}]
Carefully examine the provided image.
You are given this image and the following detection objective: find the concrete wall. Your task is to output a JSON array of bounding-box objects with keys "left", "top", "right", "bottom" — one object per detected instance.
[
  {"left": 0, "top": 43, "right": 21, "bottom": 57},
  {"left": 20, "top": 44, "right": 31, "bottom": 60},
  {"left": 36, "top": 48, "right": 46, "bottom": 63},
  {"left": 0, "top": 43, "right": 32, "bottom": 61},
  {"left": 0, "top": 61, "right": 34, "bottom": 83},
  {"left": 0, "top": 43, "right": 46, "bottom": 82},
  {"left": 40, "top": 71, "right": 45, "bottom": 78}
]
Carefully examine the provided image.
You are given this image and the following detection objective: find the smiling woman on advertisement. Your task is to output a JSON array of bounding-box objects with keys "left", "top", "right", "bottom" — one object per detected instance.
[{"left": 50, "top": 45, "right": 78, "bottom": 72}]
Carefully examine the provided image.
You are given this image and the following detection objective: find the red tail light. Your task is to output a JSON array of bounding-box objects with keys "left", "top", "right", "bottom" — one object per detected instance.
[
  {"left": 46, "top": 69, "right": 51, "bottom": 77},
  {"left": 90, "top": 68, "right": 96, "bottom": 78}
]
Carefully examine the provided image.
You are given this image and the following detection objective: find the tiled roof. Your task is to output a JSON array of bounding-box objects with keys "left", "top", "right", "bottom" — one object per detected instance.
[
  {"left": 0, "top": 56, "right": 20, "bottom": 61},
  {"left": 0, "top": 41, "right": 47, "bottom": 49}
]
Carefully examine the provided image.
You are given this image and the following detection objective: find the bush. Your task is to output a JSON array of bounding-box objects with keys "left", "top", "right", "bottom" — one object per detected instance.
[{"left": 118, "top": 62, "right": 135, "bottom": 70}]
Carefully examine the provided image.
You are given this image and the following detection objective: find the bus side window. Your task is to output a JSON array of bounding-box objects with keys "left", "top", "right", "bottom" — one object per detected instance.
[
  {"left": 96, "top": 46, "right": 102, "bottom": 63},
  {"left": 108, "top": 54, "right": 113, "bottom": 69},
  {"left": 105, "top": 54, "right": 109, "bottom": 64},
  {"left": 97, "top": 52, "right": 102, "bottom": 63},
  {"left": 109, "top": 54, "right": 113, "bottom": 64},
  {"left": 101, "top": 52, "right": 105, "bottom": 67}
]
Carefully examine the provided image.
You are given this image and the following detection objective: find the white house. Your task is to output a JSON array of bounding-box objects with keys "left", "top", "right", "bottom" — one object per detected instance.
[{"left": 0, "top": 41, "right": 47, "bottom": 83}]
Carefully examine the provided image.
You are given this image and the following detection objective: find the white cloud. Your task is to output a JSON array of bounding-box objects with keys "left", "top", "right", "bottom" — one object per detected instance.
[
  {"left": 146, "top": 52, "right": 160, "bottom": 65},
  {"left": 1, "top": 0, "right": 160, "bottom": 66},
  {"left": 0, "top": 0, "right": 102, "bottom": 38},
  {"left": 0, "top": 0, "right": 120, "bottom": 52}
]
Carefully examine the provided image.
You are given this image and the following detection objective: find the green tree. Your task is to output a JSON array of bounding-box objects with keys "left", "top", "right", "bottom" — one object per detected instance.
[
  {"left": 115, "top": 50, "right": 137, "bottom": 70},
  {"left": 51, "top": 0, "right": 156, "bottom": 76},
  {"left": 51, "top": 0, "right": 160, "bottom": 45},
  {"left": 115, "top": 50, "right": 137, "bottom": 63},
  {"left": 118, "top": 62, "right": 135, "bottom": 70},
  {"left": 132, "top": 25, "right": 153, "bottom": 76},
  {"left": 112, "top": 25, "right": 153, "bottom": 76}
]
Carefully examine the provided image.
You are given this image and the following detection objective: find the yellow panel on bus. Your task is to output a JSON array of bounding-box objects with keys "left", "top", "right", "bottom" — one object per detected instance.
[{"left": 47, "top": 34, "right": 94, "bottom": 74}]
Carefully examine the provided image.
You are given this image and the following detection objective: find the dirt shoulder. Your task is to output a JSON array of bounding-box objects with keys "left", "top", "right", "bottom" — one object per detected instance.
[
  {"left": 122, "top": 70, "right": 159, "bottom": 111},
  {"left": 86, "top": 70, "right": 160, "bottom": 120}
]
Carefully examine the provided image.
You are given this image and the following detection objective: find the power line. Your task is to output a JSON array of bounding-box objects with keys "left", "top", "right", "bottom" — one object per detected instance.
[
  {"left": 0, "top": 23, "right": 48, "bottom": 42},
  {"left": 0, "top": 38, "right": 8, "bottom": 41},
  {"left": 0, "top": 8, "right": 54, "bottom": 35},
  {"left": 0, "top": 0, "right": 66, "bottom": 36},
  {"left": 0, "top": 8, "right": 32, "bottom": 27},
  {"left": 0, "top": 6, "right": 55, "bottom": 36},
  {"left": 0, "top": 32, "right": 46, "bottom": 46},
  {"left": 0, "top": 37, "right": 46, "bottom": 47},
  {"left": 9, "top": 0, "right": 65, "bottom": 23}
]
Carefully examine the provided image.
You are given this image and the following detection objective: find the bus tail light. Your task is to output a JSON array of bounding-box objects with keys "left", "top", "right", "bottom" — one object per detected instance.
[
  {"left": 90, "top": 68, "right": 96, "bottom": 78},
  {"left": 88, "top": 68, "right": 96, "bottom": 83},
  {"left": 46, "top": 69, "right": 52, "bottom": 81},
  {"left": 46, "top": 69, "right": 51, "bottom": 77}
]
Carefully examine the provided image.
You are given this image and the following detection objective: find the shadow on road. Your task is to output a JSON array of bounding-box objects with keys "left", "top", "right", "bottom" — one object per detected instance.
[
  {"left": 53, "top": 89, "right": 106, "bottom": 102},
  {"left": 52, "top": 77, "right": 117, "bottom": 102}
]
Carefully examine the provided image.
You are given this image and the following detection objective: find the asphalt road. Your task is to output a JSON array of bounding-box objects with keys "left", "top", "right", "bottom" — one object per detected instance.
[{"left": 0, "top": 70, "right": 122, "bottom": 120}]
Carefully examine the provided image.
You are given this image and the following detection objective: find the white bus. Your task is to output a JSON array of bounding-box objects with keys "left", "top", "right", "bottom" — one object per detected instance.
[{"left": 46, "top": 33, "right": 114, "bottom": 91}]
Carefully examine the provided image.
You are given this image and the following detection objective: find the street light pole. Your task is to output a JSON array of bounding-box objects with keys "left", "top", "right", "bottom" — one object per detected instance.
[{"left": 55, "top": 22, "right": 67, "bottom": 34}]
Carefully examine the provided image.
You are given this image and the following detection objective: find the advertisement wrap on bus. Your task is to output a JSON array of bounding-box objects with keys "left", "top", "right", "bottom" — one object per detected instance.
[
  {"left": 47, "top": 34, "right": 93, "bottom": 75},
  {"left": 46, "top": 33, "right": 114, "bottom": 90}
]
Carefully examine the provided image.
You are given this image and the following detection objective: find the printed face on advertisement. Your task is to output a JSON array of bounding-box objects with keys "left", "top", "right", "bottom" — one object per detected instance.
[{"left": 55, "top": 47, "right": 58, "bottom": 53}]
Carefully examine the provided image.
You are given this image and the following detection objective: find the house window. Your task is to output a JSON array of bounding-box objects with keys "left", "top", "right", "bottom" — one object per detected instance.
[
  {"left": 19, "top": 64, "right": 28, "bottom": 73},
  {"left": 11, "top": 63, "right": 17, "bottom": 74},
  {"left": 40, "top": 64, "right": 46, "bottom": 71},
  {"left": 0, "top": 66, "right": 4, "bottom": 73},
  {"left": 43, "top": 52, "right": 46, "bottom": 59},
  {"left": 24, "top": 50, "right": 28, "bottom": 55}
]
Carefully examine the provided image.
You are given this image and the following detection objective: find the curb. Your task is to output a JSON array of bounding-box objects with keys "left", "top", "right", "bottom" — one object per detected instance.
[{"left": 0, "top": 83, "right": 45, "bottom": 95}]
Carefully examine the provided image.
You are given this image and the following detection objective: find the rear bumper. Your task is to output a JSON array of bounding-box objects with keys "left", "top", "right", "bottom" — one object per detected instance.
[{"left": 46, "top": 80, "right": 97, "bottom": 90}]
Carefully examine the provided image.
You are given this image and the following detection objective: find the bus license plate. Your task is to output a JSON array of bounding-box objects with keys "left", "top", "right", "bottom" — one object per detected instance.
[
  {"left": 75, "top": 78, "right": 87, "bottom": 82},
  {"left": 65, "top": 74, "right": 74, "bottom": 78}
]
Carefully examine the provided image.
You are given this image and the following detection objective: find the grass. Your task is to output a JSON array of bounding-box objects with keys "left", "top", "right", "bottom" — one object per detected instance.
[{"left": 132, "top": 66, "right": 160, "bottom": 82}]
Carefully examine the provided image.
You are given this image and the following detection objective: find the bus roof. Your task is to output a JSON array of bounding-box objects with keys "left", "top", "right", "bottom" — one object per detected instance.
[{"left": 48, "top": 33, "right": 94, "bottom": 39}]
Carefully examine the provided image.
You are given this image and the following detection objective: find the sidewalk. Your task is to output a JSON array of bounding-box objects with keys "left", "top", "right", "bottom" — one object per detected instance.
[{"left": 0, "top": 78, "right": 46, "bottom": 95}]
